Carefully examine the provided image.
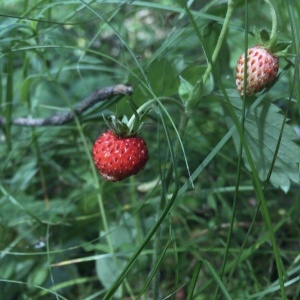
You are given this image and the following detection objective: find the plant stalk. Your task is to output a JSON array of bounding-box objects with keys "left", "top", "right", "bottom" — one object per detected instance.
[
  {"left": 186, "top": 0, "right": 237, "bottom": 110},
  {"left": 215, "top": 1, "right": 249, "bottom": 298},
  {"left": 263, "top": 0, "right": 278, "bottom": 39}
]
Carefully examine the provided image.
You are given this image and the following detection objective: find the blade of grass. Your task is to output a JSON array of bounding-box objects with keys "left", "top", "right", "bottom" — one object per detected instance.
[
  {"left": 4, "top": 48, "right": 13, "bottom": 152},
  {"left": 214, "top": 1, "right": 249, "bottom": 298},
  {"left": 202, "top": 259, "right": 233, "bottom": 300},
  {"left": 137, "top": 239, "right": 171, "bottom": 299},
  {"left": 103, "top": 104, "right": 180, "bottom": 299},
  {"left": 78, "top": 0, "right": 150, "bottom": 88},
  {"left": 221, "top": 89, "right": 288, "bottom": 299},
  {"left": 224, "top": 212, "right": 288, "bottom": 274},
  {"left": 0, "top": 184, "right": 47, "bottom": 225},
  {"left": 247, "top": 275, "right": 300, "bottom": 299},
  {"left": 171, "top": 229, "right": 180, "bottom": 296},
  {"left": 285, "top": 0, "right": 300, "bottom": 125},
  {"left": 0, "top": 279, "right": 68, "bottom": 300},
  {"left": 186, "top": 260, "right": 203, "bottom": 300}
]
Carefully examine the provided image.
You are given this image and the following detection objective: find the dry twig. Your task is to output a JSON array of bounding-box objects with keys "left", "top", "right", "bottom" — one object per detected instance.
[{"left": 0, "top": 84, "right": 133, "bottom": 127}]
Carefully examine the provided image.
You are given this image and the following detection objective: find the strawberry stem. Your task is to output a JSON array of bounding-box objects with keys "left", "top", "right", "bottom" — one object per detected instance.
[
  {"left": 127, "top": 99, "right": 156, "bottom": 129},
  {"left": 186, "top": 0, "right": 237, "bottom": 110},
  {"left": 264, "top": 0, "right": 277, "bottom": 39}
]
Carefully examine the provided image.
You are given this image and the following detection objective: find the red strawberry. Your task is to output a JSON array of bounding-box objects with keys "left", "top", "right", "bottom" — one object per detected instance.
[
  {"left": 236, "top": 46, "right": 279, "bottom": 96},
  {"left": 93, "top": 130, "right": 148, "bottom": 181}
]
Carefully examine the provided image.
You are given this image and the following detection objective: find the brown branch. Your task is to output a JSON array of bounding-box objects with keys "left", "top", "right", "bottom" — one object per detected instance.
[{"left": 0, "top": 84, "right": 133, "bottom": 127}]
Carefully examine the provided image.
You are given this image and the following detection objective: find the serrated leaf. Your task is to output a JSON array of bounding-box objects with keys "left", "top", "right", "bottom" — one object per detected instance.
[{"left": 223, "top": 90, "right": 300, "bottom": 192}]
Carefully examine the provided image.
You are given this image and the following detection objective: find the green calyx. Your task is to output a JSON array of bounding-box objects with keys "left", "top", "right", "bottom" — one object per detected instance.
[
  {"left": 104, "top": 102, "right": 151, "bottom": 138},
  {"left": 104, "top": 114, "right": 145, "bottom": 138},
  {"left": 252, "top": 0, "right": 291, "bottom": 57},
  {"left": 103, "top": 115, "right": 133, "bottom": 138},
  {"left": 253, "top": 27, "right": 292, "bottom": 57}
]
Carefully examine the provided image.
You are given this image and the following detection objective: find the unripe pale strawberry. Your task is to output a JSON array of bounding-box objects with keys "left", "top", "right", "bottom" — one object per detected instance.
[{"left": 235, "top": 46, "right": 279, "bottom": 96}]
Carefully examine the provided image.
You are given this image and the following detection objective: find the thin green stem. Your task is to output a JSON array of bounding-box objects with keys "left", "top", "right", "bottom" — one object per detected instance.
[
  {"left": 221, "top": 95, "right": 288, "bottom": 300},
  {"left": 162, "top": 0, "right": 237, "bottom": 187},
  {"left": 53, "top": 86, "right": 116, "bottom": 273},
  {"left": 0, "top": 71, "right": 2, "bottom": 107},
  {"left": 264, "top": 0, "right": 278, "bottom": 39},
  {"left": 187, "top": 261, "right": 203, "bottom": 299},
  {"left": 164, "top": 108, "right": 190, "bottom": 185},
  {"left": 186, "top": 0, "right": 237, "bottom": 110},
  {"left": 127, "top": 99, "right": 157, "bottom": 129},
  {"left": 202, "top": 0, "right": 236, "bottom": 88},
  {"left": 103, "top": 118, "right": 180, "bottom": 299},
  {"left": 152, "top": 119, "right": 164, "bottom": 300},
  {"left": 103, "top": 92, "right": 181, "bottom": 299},
  {"left": 5, "top": 49, "right": 13, "bottom": 152},
  {"left": 31, "top": 128, "right": 50, "bottom": 208},
  {"left": 214, "top": 4, "right": 248, "bottom": 299},
  {"left": 76, "top": 115, "right": 135, "bottom": 298}
]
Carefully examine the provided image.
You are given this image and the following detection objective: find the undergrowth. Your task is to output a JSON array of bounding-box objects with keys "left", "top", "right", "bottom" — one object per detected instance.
[{"left": 0, "top": 0, "right": 300, "bottom": 299}]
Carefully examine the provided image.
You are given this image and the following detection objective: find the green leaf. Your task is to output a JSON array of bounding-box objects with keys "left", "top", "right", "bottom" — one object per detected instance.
[
  {"left": 181, "top": 64, "right": 212, "bottom": 97},
  {"left": 267, "top": 35, "right": 278, "bottom": 50},
  {"left": 223, "top": 90, "right": 300, "bottom": 192},
  {"left": 96, "top": 255, "right": 126, "bottom": 298},
  {"left": 10, "top": 159, "right": 38, "bottom": 192},
  {"left": 128, "top": 58, "right": 180, "bottom": 110},
  {"left": 259, "top": 28, "right": 270, "bottom": 43},
  {"left": 186, "top": 260, "right": 203, "bottom": 299},
  {"left": 252, "top": 26, "right": 261, "bottom": 40},
  {"left": 272, "top": 41, "right": 292, "bottom": 54},
  {"left": 96, "top": 213, "right": 137, "bottom": 297},
  {"left": 178, "top": 76, "right": 193, "bottom": 103},
  {"left": 0, "top": 190, "right": 77, "bottom": 227},
  {"left": 27, "top": 262, "right": 49, "bottom": 288},
  {"left": 202, "top": 21, "right": 230, "bottom": 90},
  {"left": 20, "top": 76, "right": 35, "bottom": 104}
]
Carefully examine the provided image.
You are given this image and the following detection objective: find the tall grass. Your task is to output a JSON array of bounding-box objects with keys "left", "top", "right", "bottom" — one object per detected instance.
[{"left": 0, "top": 1, "right": 299, "bottom": 299}]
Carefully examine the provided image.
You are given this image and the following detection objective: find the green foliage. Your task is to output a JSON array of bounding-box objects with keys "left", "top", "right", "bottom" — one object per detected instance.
[
  {"left": 222, "top": 90, "right": 300, "bottom": 192},
  {"left": 1, "top": 1, "right": 300, "bottom": 300}
]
